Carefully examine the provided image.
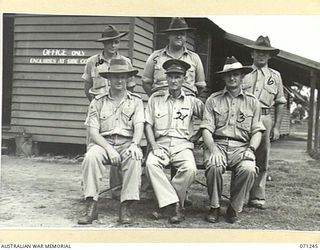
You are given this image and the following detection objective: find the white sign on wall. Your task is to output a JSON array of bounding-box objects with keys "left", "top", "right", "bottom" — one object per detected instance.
[{"left": 29, "top": 49, "right": 88, "bottom": 64}]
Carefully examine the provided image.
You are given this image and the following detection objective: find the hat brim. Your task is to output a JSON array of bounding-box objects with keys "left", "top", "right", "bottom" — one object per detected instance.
[
  {"left": 89, "top": 87, "right": 108, "bottom": 95},
  {"left": 160, "top": 27, "right": 196, "bottom": 33},
  {"left": 165, "top": 69, "right": 186, "bottom": 75},
  {"left": 99, "top": 69, "right": 138, "bottom": 79},
  {"left": 96, "top": 32, "right": 128, "bottom": 42},
  {"left": 245, "top": 44, "right": 280, "bottom": 55},
  {"left": 215, "top": 66, "right": 253, "bottom": 76}
]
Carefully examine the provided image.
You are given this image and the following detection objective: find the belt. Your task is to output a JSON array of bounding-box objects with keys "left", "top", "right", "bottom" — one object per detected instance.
[
  {"left": 103, "top": 134, "right": 131, "bottom": 142},
  {"left": 261, "top": 108, "right": 270, "bottom": 115},
  {"left": 213, "top": 135, "right": 246, "bottom": 143}
]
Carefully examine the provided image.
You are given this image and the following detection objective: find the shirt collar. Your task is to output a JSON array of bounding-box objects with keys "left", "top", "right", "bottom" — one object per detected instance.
[
  {"left": 100, "top": 52, "right": 120, "bottom": 62},
  {"left": 163, "top": 46, "right": 189, "bottom": 57},
  {"left": 252, "top": 64, "right": 269, "bottom": 76},
  {"left": 164, "top": 89, "right": 186, "bottom": 101},
  {"left": 222, "top": 87, "right": 245, "bottom": 98},
  {"left": 106, "top": 89, "right": 131, "bottom": 100}
]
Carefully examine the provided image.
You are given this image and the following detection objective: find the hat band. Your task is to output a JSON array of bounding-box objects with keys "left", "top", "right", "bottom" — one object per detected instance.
[
  {"left": 108, "top": 65, "right": 133, "bottom": 72},
  {"left": 223, "top": 62, "right": 243, "bottom": 71}
]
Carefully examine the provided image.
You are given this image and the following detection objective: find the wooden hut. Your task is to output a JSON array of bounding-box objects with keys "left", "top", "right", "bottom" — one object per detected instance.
[{"left": 2, "top": 14, "right": 319, "bottom": 156}]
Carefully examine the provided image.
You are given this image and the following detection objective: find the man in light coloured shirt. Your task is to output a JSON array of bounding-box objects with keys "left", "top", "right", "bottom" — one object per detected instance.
[
  {"left": 142, "top": 17, "right": 206, "bottom": 206},
  {"left": 82, "top": 25, "right": 136, "bottom": 200},
  {"left": 142, "top": 17, "right": 206, "bottom": 97},
  {"left": 78, "top": 59, "right": 144, "bottom": 225},
  {"left": 82, "top": 25, "right": 136, "bottom": 100},
  {"left": 201, "top": 56, "right": 265, "bottom": 223},
  {"left": 242, "top": 36, "right": 287, "bottom": 210},
  {"left": 145, "top": 59, "right": 204, "bottom": 224}
]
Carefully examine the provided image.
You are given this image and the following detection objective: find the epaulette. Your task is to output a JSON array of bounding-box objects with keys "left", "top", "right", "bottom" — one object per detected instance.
[
  {"left": 209, "top": 90, "right": 224, "bottom": 98},
  {"left": 244, "top": 92, "right": 257, "bottom": 99},
  {"left": 241, "top": 83, "right": 251, "bottom": 90},
  {"left": 151, "top": 91, "right": 166, "bottom": 98},
  {"left": 269, "top": 67, "right": 281, "bottom": 76},
  {"left": 94, "top": 92, "right": 108, "bottom": 100},
  {"left": 129, "top": 92, "right": 142, "bottom": 99}
]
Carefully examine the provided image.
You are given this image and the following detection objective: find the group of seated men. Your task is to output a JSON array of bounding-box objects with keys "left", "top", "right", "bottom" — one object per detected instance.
[{"left": 78, "top": 17, "right": 286, "bottom": 226}]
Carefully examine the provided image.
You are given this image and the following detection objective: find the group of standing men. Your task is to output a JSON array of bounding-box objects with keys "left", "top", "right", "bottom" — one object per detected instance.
[{"left": 78, "top": 17, "right": 286, "bottom": 225}]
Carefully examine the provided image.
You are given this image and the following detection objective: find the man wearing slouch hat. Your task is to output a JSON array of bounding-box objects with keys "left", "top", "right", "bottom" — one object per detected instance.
[
  {"left": 242, "top": 36, "right": 287, "bottom": 210},
  {"left": 78, "top": 58, "right": 143, "bottom": 225},
  {"left": 201, "top": 56, "right": 265, "bottom": 223}
]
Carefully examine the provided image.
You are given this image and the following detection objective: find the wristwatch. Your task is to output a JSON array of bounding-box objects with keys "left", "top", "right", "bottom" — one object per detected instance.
[
  {"left": 248, "top": 145, "right": 256, "bottom": 153},
  {"left": 131, "top": 141, "right": 139, "bottom": 147}
]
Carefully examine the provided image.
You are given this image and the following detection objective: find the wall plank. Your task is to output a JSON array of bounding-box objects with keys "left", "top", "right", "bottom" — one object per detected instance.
[
  {"left": 12, "top": 103, "right": 88, "bottom": 113},
  {"left": 7, "top": 15, "right": 145, "bottom": 144},
  {"left": 15, "top": 16, "right": 131, "bottom": 25},
  {"left": 13, "top": 87, "right": 85, "bottom": 97},
  {"left": 11, "top": 118, "right": 86, "bottom": 129},
  {"left": 13, "top": 80, "right": 83, "bottom": 89},
  {"left": 13, "top": 95, "right": 89, "bottom": 106}
]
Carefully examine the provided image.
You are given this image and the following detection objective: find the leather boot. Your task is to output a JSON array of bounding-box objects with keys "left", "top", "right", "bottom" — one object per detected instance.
[
  {"left": 119, "top": 201, "right": 133, "bottom": 224},
  {"left": 205, "top": 207, "right": 220, "bottom": 223},
  {"left": 152, "top": 207, "right": 166, "bottom": 220},
  {"left": 169, "top": 203, "right": 185, "bottom": 224},
  {"left": 226, "top": 204, "right": 238, "bottom": 224},
  {"left": 78, "top": 198, "right": 98, "bottom": 225}
]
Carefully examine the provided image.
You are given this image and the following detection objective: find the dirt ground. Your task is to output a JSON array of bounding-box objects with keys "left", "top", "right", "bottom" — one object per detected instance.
[{"left": 1, "top": 135, "right": 320, "bottom": 231}]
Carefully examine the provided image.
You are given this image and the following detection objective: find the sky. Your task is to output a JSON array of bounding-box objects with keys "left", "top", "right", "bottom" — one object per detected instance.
[{"left": 209, "top": 16, "right": 320, "bottom": 63}]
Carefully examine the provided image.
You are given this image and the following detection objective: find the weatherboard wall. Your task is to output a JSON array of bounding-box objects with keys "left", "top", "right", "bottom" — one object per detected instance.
[{"left": 8, "top": 15, "right": 135, "bottom": 144}]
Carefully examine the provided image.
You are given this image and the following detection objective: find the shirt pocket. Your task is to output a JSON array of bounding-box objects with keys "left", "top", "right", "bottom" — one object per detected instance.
[
  {"left": 214, "top": 106, "right": 229, "bottom": 129},
  {"left": 259, "top": 83, "right": 277, "bottom": 107},
  {"left": 154, "top": 64, "right": 166, "bottom": 84},
  {"left": 236, "top": 110, "right": 254, "bottom": 132},
  {"left": 100, "top": 109, "right": 115, "bottom": 132},
  {"left": 121, "top": 106, "right": 135, "bottom": 129},
  {"left": 154, "top": 108, "right": 169, "bottom": 130},
  {"left": 92, "top": 66, "right": 108, "bottom": 89},
  {"left": 174, "top": 108, "right": 190, "bottom": 130}
]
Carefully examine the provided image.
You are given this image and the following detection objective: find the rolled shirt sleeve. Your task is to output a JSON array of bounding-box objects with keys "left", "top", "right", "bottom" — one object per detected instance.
[
  {"left": 200, "top": 97, "right": 216, "bottom": 134},
  {"left": 133, "top": 98, "right": 145, "bottom": 125},
  {"left": 81, "top": 56, "right": 94, "bottom": 84},
  {"left": 193, "top": 53, "right": 207, "bottom": 88},
  {"left": 144, "top": 96, "right": 155, "bottom": 126},
  {"left": 193, "top": 97, "right": 205, "bottom": 120},
  {"left": 274, "top": 72, "right": 287, "bottom": 105},
  {"left": 84, "top": 99, "right": 101, "bottom": 130},
  {"left": 251, "top": 99, "right": 266, "bottom": 135},
  {"left": 142, "top": 52, "right": 156, "bottom": 84}
]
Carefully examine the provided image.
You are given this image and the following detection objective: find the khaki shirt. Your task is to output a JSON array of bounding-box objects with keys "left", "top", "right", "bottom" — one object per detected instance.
[
  {"left": 200, "top": 88, "right": 265, "bottom": 142},
  {"left": 145, "top": 89, "right": 204, "bottom": 140},
  {"left": 82, "top": 52, "right": 135, "bottom": 90},
  {"left": 85, "top": 91, "right": 144, "bottom": 137},
  {"left": 242, "top": 65, "right": 287, "bottom": 108},
  {"left": 142, "top": 46, "right": 206, "bottom": 95}
]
